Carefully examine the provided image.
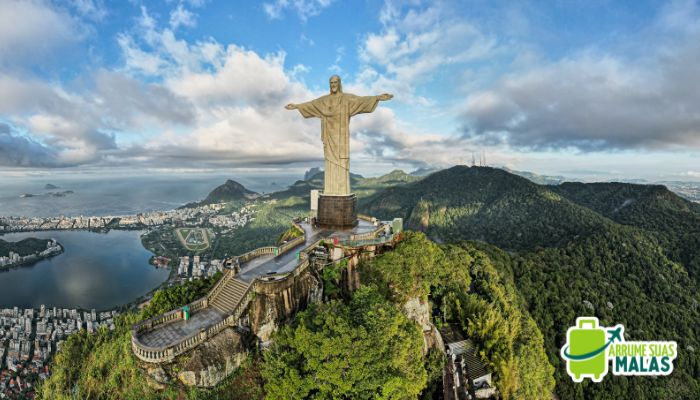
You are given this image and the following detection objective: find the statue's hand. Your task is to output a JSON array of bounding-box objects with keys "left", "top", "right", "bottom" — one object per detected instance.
[
  {"left": 377, "top": 93, "right": 393, "bottom": 101},
  {"left": 285, "top": 103, "right": 297, "bottom": 110}
]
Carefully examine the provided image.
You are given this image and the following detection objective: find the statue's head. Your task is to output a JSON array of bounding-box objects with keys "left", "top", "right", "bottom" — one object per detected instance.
[{"left": 329, "top": 75, "right": 342, "bottom": 94}]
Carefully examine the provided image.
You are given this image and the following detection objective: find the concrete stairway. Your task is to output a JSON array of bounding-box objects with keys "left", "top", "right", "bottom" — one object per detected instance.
[{"left": 210, "top": 278, "right": 250, "bottom": 314}]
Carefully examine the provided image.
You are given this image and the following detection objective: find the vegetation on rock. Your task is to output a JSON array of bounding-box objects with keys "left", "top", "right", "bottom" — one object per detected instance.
[
  {"left": 263, "top": 286, "right": 427, "bottom": 399},
  {"left": 364, "top": 166, "right": 700, "bottom": 399},
  {"left": 40, "top": 166, "right": 700, "bottom": 399}
]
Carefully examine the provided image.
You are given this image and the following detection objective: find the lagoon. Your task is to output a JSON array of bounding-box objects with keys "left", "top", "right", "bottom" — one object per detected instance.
[{"left": 0, "top": 230, "right": 169, "bottom": 310}]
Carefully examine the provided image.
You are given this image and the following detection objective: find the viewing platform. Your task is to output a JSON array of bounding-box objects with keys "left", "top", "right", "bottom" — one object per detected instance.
[{"left": 131, "top": 216, "right": 400, "bottom": 364}]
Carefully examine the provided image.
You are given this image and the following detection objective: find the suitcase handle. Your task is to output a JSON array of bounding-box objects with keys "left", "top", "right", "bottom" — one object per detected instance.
[{"left": 578, "top": 318, "right": 598, "bottom": 329}]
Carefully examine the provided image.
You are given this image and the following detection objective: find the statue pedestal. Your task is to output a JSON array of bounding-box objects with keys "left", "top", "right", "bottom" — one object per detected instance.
[{"left": 317, "top": 194, "right": 357, "bottom": 228}]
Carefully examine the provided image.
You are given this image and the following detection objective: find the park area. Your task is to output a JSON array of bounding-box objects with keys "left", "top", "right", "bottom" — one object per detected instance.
[{"left": 175, "top": 228, "right": 212, "bottom": 251}]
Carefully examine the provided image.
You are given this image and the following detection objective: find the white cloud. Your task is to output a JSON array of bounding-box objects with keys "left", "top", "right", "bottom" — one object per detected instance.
[
  {"left": 0, "top": 67, "right": 195, "bottom": 167},
  {"left": 117, "top": 34, "right": 168, "bottom": 75},
  {"left": 0, "top": 2, "right": 493, "bottom": 171},
  {"left": 106, "top": 7, "right": 485, "bottom": 171},
  {"left": 94, "top": 70, "right": 195, "bottom": 128},
  {"left": 657, "top": 0, "right": 700, "bottom": 34},
  {"left": 263, "top": 0, "right": 335, "bottom": 22},
  {"left": 460, "top": 36, "right": 700, "bottom": 151},
  {"left": 10, "top": 1, "right": 697, "bottom": 176},
  {"left": 0, "top": 122, "right": 62, "bottom": 167},
  {"left": 0, "top": 0, "right": 84, "bottom": 68},
  {"left": 107, "top": 10, "right": 328, "bottom": 168},
  {"left": 355, "top": 1, "right": 498, "bottom": 106},
  {"left": 180, "top": 0, "right": 208, "bottom": 8},
  {"left": 170, "top": 4, "right": 197, "bottom": 30},
  {"left": 69, "top": 0, "right": 107, "bottom": 21},
  {"left": 290, "top": 63, "right": 311, "bottom": 80},
  {"left": 346, "top": 105, "right": 503, "bottom": 169},
  {"left": 168, "top": 47, "right": 302, "bottom": 106}
]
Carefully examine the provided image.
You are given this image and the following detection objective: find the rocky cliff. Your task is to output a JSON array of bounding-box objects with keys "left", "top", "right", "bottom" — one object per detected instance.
[
  {"left": 249, "top": 269, "right": 322, "bottom": 342},
  {"left": 148, "top": 327, "right": 250, "bottom": 388}
]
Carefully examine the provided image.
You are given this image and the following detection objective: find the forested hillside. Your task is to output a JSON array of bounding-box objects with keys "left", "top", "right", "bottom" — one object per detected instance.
[
  {"left": 38, "top": 166, "right": 700, "bottom": 399},
  {"left": 359, "top": 232, "right": 555, "bottom": 399},
  {"left": 551, "top": 181, "right": 700, "bottom": 283},
  {"left": 364, "top": 166, "right": 611, "bottom": 250},
  {"left": 0, "top": 238, "right": 54, "bottom": 257},
  {"left": 261, "top": 232, "right": 554, "bottom": 399},
  {"left": 363, "top": 166, "right": 700, "bottom": 399}
]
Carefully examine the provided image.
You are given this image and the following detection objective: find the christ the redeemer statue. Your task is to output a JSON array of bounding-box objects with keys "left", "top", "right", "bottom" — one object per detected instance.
[{"left": 285, "top": 75, "right": 393, "bottom": 195}]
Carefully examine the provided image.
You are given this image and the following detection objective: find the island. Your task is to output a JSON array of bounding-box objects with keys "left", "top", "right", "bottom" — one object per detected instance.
[{"left": 0, "top": 238, "right": 63, "bottom": 271}]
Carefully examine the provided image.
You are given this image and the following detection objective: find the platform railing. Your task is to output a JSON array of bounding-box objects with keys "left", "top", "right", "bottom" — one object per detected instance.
[
  {"left": 132, "top": 221, "right": 310, "bottom": 363},
  {"left": 131, "top": 219, "right": 395, "bottom": 364}
]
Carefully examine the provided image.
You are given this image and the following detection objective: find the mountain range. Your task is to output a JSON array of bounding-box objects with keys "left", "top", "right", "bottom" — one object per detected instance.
[
  {"left": 362, "top": 166, "right": 700, "bottom": 399},
  {"left": 49, "top": 166, "right": 699, "bottom": 399}
]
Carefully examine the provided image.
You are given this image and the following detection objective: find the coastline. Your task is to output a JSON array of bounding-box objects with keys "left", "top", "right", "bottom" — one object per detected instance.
[
  {"left": 0, "top": 243, "right": 64, "bottom": 272},
  {"left": 0, "top": 229, "right": 173, "bottom": 313},
  {"left": 0, "top": 199, "right": 247, "bottom": 313}
]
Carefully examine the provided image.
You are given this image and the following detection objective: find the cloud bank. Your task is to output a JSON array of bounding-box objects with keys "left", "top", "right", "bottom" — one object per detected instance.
[
  {"left": 0, "top": 0, "right": 699, "bottom": 178},
  {"left": 460, "top": 1, "right": 700, "bottom": 151}
]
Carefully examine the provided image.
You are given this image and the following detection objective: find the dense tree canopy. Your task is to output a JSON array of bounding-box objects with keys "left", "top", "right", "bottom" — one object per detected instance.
[
  {"left": 364, "top": 167, "right": 700, "bottom": 399},
  {"left": 361, "top": 232, "right": 555, "bottom": 400},
  {"left": 262, "top": 286, "right": 427, "bottom": 399},
  {"left": 40, "top": 166, "right": 700, "bottom": 399}
]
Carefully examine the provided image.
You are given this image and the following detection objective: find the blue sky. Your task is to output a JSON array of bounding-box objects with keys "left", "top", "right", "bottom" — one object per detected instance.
[{"left": 0, "top": 0, "right": 699, "bottom": 181}]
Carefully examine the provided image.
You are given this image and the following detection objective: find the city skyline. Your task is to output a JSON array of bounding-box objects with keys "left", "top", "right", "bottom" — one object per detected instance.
[{"left": 1, "top": 0, "right": 699, "bottom": 182}]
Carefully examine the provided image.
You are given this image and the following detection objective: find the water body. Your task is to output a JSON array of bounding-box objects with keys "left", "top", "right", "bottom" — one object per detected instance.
[
  {"left": 0, "top": 230, "right": 169, "bottom": 310},
  {"left": 0, "top": 172, "right": 300, "bottom": 218}
]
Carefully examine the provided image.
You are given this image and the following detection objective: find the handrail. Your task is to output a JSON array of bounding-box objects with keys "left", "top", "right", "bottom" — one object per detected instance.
[
  {"left": 132, "top": 218, "right": 396, "bottom": 363},
  {"left": 339, "top": 234, "right": 395, "bottom": 248},
  {"left": 357, "top": 214, "right": 376, "bottom": 223},
  {"left": 206, "top": 268, "right": 234, "bottom": 304},
  {"left": 278, "top": 235, "right": 305, "bottom": 255},
  {"left": 238, "top": 246, "right": 276, "bottom": 264},
  {"left": 132, "top": 281, "right": 256, "bottom": 363},
  {"left": 132, "top": 308, "right": 183, "bottom": 334}
]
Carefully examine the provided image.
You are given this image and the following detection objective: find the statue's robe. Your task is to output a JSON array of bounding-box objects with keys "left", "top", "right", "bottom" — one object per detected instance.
[{"left": 295, "top": 93, "right": 379, "bottom": 195}]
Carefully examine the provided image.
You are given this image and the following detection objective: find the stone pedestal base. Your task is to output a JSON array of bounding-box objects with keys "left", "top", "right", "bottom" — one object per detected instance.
[{"left": 317, "top": 194, "right": 357, "bottom": 228}]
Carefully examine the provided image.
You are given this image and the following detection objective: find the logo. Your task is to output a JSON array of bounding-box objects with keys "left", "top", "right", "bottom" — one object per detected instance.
[{"left": 560, "top": 317, "right": 677, "bottom": 382}]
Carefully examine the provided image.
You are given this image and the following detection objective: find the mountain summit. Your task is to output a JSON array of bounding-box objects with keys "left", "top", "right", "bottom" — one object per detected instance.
[
  {"left": 181, "top": 179, "right": 258, "bottom": 208},
  {"left": 204, "top": 180, "right": 258, "bottom": 203},
  {"left": 363, "top": 166, "right": 608, "bottom": 250}
]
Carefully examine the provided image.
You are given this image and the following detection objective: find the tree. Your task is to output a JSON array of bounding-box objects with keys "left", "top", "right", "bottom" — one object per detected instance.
[{"left": 262, "top": 286, "right": 427, "bottom": 399}]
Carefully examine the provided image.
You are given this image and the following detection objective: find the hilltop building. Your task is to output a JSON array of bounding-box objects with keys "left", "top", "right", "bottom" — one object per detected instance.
[{"left": 441, "top": 324, "right": 497, "bottom": 399}]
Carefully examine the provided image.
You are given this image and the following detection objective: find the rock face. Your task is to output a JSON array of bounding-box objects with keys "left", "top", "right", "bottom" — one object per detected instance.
[
  {"left": 249, "top": 269, "right": 322, "bottom": 342},
  {"left": 146, "top": 366, "right": 169, "bottom": 390},
  {"left": 403, "top": 296, "right": 432, "bottom": 332},
  {"left": 174, "top": 328, "right": 248, "bottom": 387},
  {"left": 304, "top": 167, "right": 322, "bottom": 181}
]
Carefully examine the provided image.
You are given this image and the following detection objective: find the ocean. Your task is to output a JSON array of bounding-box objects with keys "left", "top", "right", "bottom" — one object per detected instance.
[{"left": 0, "top": 172, "right": 300, "bottom": 218}]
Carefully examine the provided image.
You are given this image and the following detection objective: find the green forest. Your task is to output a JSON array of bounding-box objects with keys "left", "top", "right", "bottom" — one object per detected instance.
[
  {"left": 0, "top": 237, "right": 54, "bottom": 257},
  {"left": 363, "top": 166, "right": 700, "bottom": 399},
  {"left": 39, "top": 230, "right": 556, "bottom": 399},
  {"left": 38, "top": 166, "right": 700, "bottom": 399}
]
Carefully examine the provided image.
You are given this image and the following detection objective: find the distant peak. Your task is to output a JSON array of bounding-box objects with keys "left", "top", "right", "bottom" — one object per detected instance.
[{"left": 191, "top": 179, "right": 259, "bottom": 206}]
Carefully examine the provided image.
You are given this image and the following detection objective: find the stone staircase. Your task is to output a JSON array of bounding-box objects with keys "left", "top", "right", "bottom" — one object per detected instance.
[{"left": 210, "top": 278, "right": 250, "bottom": 314}]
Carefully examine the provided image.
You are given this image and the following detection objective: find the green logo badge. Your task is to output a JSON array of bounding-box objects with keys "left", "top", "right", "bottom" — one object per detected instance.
[{"left": 561, "top": 317, "right": 677, "bottom": 382}]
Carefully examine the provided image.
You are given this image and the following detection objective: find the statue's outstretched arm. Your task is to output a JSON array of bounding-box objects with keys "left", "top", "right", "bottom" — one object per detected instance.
[{"left": 288, "top": 99, "right": 323, "bottom": 118}]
